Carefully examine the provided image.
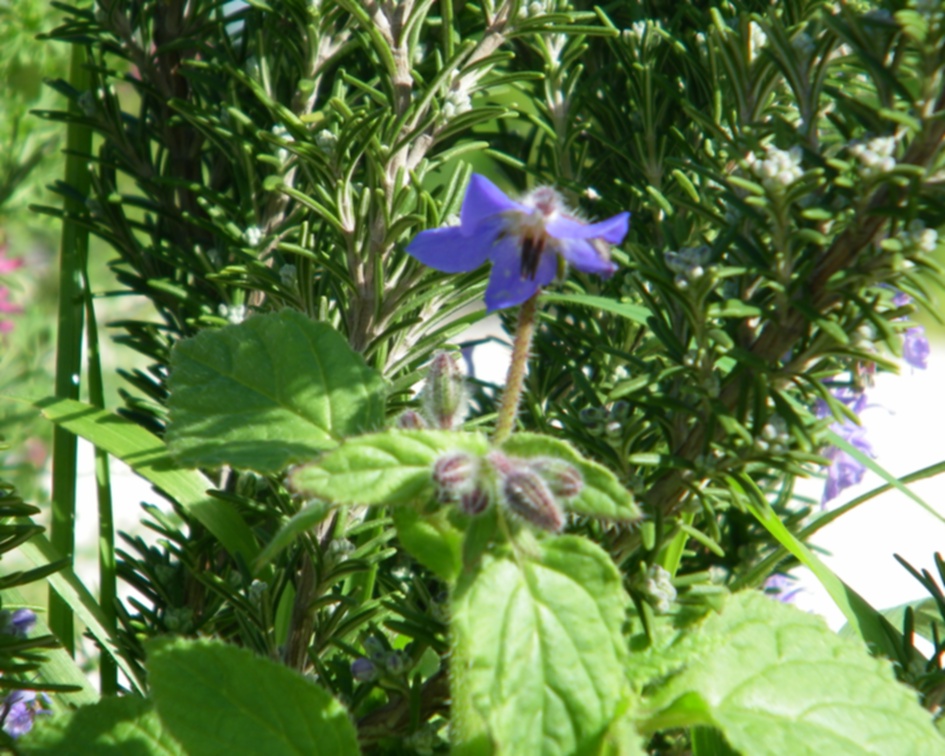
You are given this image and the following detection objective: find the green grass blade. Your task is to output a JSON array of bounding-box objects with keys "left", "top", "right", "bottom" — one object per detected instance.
[
  {"left": 734, "top": 460, "right": 945, "bottom": 591},
  {"left": 83, "top": 284, "right": 117, "bottom": 695},
  {"left": 49, "top": 42, "right": 93, "bottom": 654},
  {"left": 17, "top": 536, "right": 146, "bottom": 694},
  {"left": 35, "top": 397, "right": 259, "bottom": 562}
]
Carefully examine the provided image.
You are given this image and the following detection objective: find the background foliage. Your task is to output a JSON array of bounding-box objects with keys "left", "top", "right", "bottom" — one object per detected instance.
[{"left": 1, "top": 0, "right": 945, "bottom": 753}]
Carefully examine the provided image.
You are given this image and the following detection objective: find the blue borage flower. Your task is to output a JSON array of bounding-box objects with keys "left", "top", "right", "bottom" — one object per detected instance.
[{"left": 407, "top": 174, "right": 630, "bottom": 311}]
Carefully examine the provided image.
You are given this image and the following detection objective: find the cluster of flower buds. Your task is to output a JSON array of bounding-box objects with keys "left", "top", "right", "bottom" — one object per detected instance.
[
  {"left": 849, "top": 136, "right": 897, "bottom": 179},
  {"left": 314, "top": 129, "right": 337, "bottom": 155},
  {"left": 746, "top": 144, "right": 803, "bottom": 190},
  {"left": 664, "top": 245, "right": 713, "bottom": 288},
  {"left": 432, "top": 453, "right": 489, "bottom": 515},
  {"left": 901, "top": 219, "right": 938, "bottom": 256},
  {"left": 579, "top": 401, "right": 630, "bottom": 440},
  {"left": 441, "top": 75, "right": 473, "bottom": 120},
  {"left": 637, "top": 564, "right": 677, "bottom": 614},
  {"left": 395, "top": 351, "right": 469, "bottom": 431},
  {"left": 755, "top": 417, "right": 791, "bottom": 455},
  {"left": 431, "top": 449, "right": 584, "bottom": 533},
  {"left": 350, "top": 636, "right": 412, "bottom": 684}
]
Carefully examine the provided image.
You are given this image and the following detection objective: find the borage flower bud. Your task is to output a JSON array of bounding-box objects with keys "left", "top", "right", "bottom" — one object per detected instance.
[
  {"left": 459, "top": 485, "right": 491, "bottom": 516},
  {"left": 432, "top": 453, "right": 478, "bottom": 502},
  {"left": 396, "top": 410, "right": 427, "bottom": 430},
  {"left": 501, "top": 469, "right": 564, "bottom": 533},
  {"left": 420, "top": 351, "right": 468, "bottom": 430},
  {"left": 385, "top": 651, "right": 409, "bottom": 675},
  {"left": 526, "top": 457, "right": 584, "bottom": 499},
  {"left": 484, "top": 449, "right": 515, "bottom": 476},
  {"left": 579, "top": 407, "right": 605, "bottom": 436}
]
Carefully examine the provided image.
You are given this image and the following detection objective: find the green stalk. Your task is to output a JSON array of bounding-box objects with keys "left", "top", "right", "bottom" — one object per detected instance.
[
  {"left": 347, "top": 505, "right": 381, "bottom": 604},
  {"left": 49, "top": 44, "right": 93, "bottom": 653},
  {"left": 492, "top": 293, "right": 540, "bottom": 444},
  {"left": 83, "top": 283, "right": 117, "bottom": 695},
  {"left": 659, "top": 510, "right": 695, "bottom": 577}
]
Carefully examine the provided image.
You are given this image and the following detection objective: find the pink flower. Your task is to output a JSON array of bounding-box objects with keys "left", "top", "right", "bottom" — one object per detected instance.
[
  {"left": 0, "top": 241, "right": 23, "bottom": 335},
  {"left": 0, "top": 241, "right": 23, "bottom": 274},
  {"left": 0, "top": 287, "right": 22, "bottom": 335}
]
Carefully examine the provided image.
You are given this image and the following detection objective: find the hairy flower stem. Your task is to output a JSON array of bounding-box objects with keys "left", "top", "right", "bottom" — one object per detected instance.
[{"left": 493, "top": 293, "right": 540, "bottom": 444}]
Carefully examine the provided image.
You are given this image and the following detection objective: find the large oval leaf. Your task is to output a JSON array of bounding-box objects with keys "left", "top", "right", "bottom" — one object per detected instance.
[
  {"left": 291, "top": 430, "right": 489, "bottom": 505},
  {"left": 147, "top": 638, "right": 359, "bottom": 756},
  {"left": 644, "top": 591, "right": 944, "bottom": 756},
  {"left": 167, "top": 310, "right": 385, "bottom": 473},
  {"left": 20, "top": 697, "right": 184, "bottom": 756},
  {"left": 451, "top": 536, "right": 631, "bottom": 755}
]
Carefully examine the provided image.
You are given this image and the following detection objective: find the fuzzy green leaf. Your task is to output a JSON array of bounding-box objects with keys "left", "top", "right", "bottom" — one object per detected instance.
[
  {"left": 500, "top": 433, "right": 640, "bottom": 521},
  {"left": 19, "top": 696, "right": 184, "bottom": 756},
  {"left": 392, "top": 504, "right": 465, "bottom": 582},
  {"left": 451, "top": 536, "right": 632, "bottom": 755},
  {"left": 167, "top": 310, "right": 385, "bottom": 473},
  {"left": 644, "top": 592, "right": 943, "bottom": 755},
  {"left": 291, "top": 430, "right": 490, "bottom": 505},
  {"left": 147, "top": 638, "right": 359, "bottom": 756}
]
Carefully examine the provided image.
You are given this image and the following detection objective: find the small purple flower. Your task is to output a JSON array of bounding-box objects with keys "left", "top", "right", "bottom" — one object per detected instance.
[
  {"left": 763, "top": 573, "right": 802, "bottom": 603},
  {"left": 891, "top": 291, "right": 930, "bottom": 370},
  {"left": 1, "top": 689, "right": 50, "bottom": 739},
  {"left": 902, "top": 326, "right": 930, "bottom": 370},
  {"left": 351, "top": 657, "right": 378, "bottom": 682},
  {"left": 816, "top": 388, "right": 874, "bottom": 505},
  {"left": 1, "top": 609, "right": 36, "bottom": 638},
  {"left": 891, "top": 290, "right": 911, "bottom": 308},
  {"left": 406, "top": 174, "right": 630, "bottom": 311}
]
